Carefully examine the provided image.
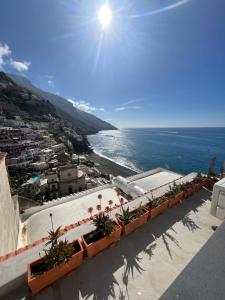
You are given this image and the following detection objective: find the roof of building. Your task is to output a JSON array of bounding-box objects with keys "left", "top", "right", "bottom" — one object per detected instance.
[
  {"left": 21, "top": 169, "right": 191, "bottom": 245},
  {"left": 0, "top": 189, "right": 222, "bottom": 300}
]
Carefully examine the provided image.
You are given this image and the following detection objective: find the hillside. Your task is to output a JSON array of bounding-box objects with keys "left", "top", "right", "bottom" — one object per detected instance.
[
  {"left": 8, "top": 73, "right": 117, "bottom": 134},
  {"left": 0, "top": 72, "right": 59, "bottom": 121}
]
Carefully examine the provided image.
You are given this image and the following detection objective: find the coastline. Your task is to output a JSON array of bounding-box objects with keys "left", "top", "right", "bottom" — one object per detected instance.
[{"left": 87, "top": 152, "right": 138, "bottom": 177}]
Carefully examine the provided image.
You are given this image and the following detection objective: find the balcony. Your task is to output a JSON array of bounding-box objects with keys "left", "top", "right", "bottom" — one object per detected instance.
[{"left": 0, "top": 188, "right": 221, "bottom": 300}]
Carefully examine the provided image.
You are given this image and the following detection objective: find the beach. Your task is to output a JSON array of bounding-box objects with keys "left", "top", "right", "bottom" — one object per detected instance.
[{"left": 87, "top": 152, "right": 137, "bottom": 177}]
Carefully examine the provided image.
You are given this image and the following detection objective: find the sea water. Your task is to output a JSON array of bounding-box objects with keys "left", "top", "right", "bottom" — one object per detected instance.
[{"left": 88, "top": 128, "right": 225, "bottom": 175}]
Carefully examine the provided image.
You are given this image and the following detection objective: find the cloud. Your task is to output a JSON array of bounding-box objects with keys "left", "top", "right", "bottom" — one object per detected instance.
[
  {"left": 121, "top": 97, "right": 146, "bottom": 106},
  {"left": 129, "top": 0, "right": 190, "bottom": 18},
  {"left": 115, "top": 106, "right": 142, "bottom": 112},
  {"left": 47, "top": 79, "right": 55, "bottom": 88},
  {"left": 10, "top": 59, "right": 31, "bottom": 72},
  {"left": 115, "top": 97, "right": 148, "bottom": 111},
  {"left": 0, "top": 43, "right": 11, "bottom": 69},
  {"left": 68, "top": 98, "right": 105, "bottom": 113},
  {"left": 42, "top": 75, "right": 55, "bottom": 89},
  {"left": 116, "top": 107, "right": 126, "bottom": 111},
  {"left": 0, "top": 42, "right": 31, "bottom": 72}
]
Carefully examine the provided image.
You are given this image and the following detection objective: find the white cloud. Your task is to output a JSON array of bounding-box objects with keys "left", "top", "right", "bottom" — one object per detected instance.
[
  {"left": 47, "top": 79, "right": 55, "bottom": 88},
  {"left": 0, "top": 43, "right": 11, "bottom": 69},
  {"left": 116, "top": 107, "right": 126, "bottom": 111},
  {"left": 115, "top": 106, "right": 142, "bottom": 111},
  {"left": 10, "top": 59, "right": 31, "bottom": 72},
  {"left": 121, "top": 98, "right": 146, "bottom": 106},
  {"left": 68, "top": 98, "right": 105, "bottom": 113},
  {"left": 0, "top": 42, "right": 31, "bottom": 72}
]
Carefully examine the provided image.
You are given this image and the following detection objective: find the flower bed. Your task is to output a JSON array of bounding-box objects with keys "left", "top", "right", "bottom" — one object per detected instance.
[
  {"left": 146, "top": 196, "right": 169, "bottom": 220},
  {"left": 165, "top": 182, "right": 183, "bottom": 208},
  {"left": 82, "top": 222, "right": 122, "bottom": 258},
  {"left": 28, "top": 239, "right": 83, "bottom": 294},
  {"left": 117, "top": 207, "right": 148, "bottom": 235}
]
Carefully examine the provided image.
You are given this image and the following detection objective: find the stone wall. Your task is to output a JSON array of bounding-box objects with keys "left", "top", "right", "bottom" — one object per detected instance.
[{"left": 0, "top": 153, "right": 19, "bottom": 256}]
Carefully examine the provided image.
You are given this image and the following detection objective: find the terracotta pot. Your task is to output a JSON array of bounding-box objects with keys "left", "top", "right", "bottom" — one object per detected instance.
[
  {"left": 117, "top": 208, "right": 148, "bottom": 235},
  {"left": 28, "top": 240, "right": 84, "bottom": 295},
  {"left": 148, "top": 200, "right": 169, "bottom": 220},
  {"left": 193, "top": 183, "right": 202, "bottom": 192},
  {"left": 82, "top": 223, "right": 122, "bottom": 258},
  {"left": 168, "top": 192, "right": 183, "bottom": 208},
  {"left": 203, "top": 178, "right": 216, "bottom": 189}
]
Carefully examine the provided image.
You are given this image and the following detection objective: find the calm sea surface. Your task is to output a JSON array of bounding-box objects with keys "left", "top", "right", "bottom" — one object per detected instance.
[{"left": 88, "top": 128, "right": 225, "bottom": 175}]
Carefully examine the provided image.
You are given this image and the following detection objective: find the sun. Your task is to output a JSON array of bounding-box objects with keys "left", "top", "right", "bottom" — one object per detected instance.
[{"left": 98, "top": 4, "right": 112, "bottom": 29}]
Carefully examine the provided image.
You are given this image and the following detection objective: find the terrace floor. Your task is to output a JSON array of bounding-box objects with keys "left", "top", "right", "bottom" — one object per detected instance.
[{"left": 2, "top": 188, "right": 221, "bottom": 300}]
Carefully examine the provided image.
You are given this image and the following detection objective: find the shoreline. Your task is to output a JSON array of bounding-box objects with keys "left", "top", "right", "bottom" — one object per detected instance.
[{"left": 87, "top": 152, "right": 138, "bottom": 177}]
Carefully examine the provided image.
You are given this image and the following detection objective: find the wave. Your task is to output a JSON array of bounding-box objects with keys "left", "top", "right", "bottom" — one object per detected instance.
[{"left": 92, "top": 148, "right": 141, "bottom": 173}]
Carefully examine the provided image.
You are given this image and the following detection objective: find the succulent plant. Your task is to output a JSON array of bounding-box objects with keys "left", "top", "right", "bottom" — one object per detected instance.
[{"left": 93, "top": 212, "right": 115, "bottom": 237}]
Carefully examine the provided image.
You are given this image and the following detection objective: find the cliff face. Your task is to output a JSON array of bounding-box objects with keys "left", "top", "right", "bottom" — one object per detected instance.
[{"left": 8, "top": 73, "right": 117, "bottom": 134}]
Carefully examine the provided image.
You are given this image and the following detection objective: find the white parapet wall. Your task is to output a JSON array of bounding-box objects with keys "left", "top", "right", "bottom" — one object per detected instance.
[{"left": 0, "top": 152, "right": 19, "bottom": 256}]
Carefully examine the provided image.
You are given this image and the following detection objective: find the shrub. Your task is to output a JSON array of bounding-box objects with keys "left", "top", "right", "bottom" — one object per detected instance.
[
  {"left": 38, "top": 214, "right": 74, "bottom": 273},
  {"left": 93, "top": 212, "right": 115, "bottom": 237},
  {"left": 119, "top": 207, "right": 134, "bottom": 224},
  {"left": 147, "top": 196, "right": 165, "bottom": 209},
  {"left": 166, "top": 182, "right": 181, "bottom": 198}
]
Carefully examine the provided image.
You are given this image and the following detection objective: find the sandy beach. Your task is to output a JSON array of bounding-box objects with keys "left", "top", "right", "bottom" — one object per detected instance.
[{"left": 87, "top": 152, "right": 138, "bottom": 177}]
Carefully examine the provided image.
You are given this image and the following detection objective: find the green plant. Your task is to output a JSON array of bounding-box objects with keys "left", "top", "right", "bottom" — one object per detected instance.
[
  {"left": 119, "top": 207, "right": 135, "bottom": 224},
  {"left": 93, "top": 212, "right": 115, "bottom": 237},
  {"left": 166, "top": 182, "right": 181, "bottom": 198},
  {"left": 135, "top": 203, "right": 146, "bottom": 217},
  {"left": 147, "top": 196, "right": 165, "bottom": 209},
  {"left": 41, "top": 214, "right": 74, "bottom": 271},
  {"left": 208, "top": 157, "right": 217, "bottom": 178}
]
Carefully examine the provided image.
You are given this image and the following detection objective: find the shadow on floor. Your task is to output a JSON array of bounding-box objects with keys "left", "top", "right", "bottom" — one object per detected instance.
[{"left": 3, "top": 189, "right": 212, "bottom": 300}]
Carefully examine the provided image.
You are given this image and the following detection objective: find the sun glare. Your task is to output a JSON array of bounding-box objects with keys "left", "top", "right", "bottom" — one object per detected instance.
[{"left": 98, "top": 4, "right": 112, "bottom": 29}]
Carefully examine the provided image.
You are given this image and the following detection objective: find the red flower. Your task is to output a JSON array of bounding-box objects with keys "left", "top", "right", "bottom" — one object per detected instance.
[
  {"left": 98, "top": 194, "right": 102, "bottom": 200},
  {"left": 108, "top": 200, "right": 113, "bottom": 206},
  {"left": 96, "top": 204, "right": 101, "bottom": 211},
  {"left": 88, "top": 207, "right": 93, "bottom": 214},
  {"left": 105, "top": 206, "right": 110, "bottom": 213}
]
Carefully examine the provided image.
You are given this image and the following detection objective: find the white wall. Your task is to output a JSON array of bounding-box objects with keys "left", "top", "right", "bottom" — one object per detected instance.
[{"left": 0, "top": 153, "right": 19, "bottom": 256}]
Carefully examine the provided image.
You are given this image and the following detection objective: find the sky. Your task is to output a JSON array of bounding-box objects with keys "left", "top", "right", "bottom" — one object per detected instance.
[{"left": 0, "top": 0, "right": 225, "bottom": 128}]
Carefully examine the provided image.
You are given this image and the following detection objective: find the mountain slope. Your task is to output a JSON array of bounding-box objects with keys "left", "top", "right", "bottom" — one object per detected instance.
[
  {"left": 0, "top": 72, "right": 59, "bottom": 120},
  {"left": 8, "top": 73, "right": 117, "bottom": 134}
]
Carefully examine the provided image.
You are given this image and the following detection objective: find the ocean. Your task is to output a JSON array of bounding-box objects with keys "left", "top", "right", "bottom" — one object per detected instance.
[{"left": 88, "top": 128, "right": 225, "bottom": 175}]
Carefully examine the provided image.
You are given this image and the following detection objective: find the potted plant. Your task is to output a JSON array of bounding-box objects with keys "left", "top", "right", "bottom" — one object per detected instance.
[
  {"left": 192, "top": 172, "right": 203, "bottom": 192},
  {"left": 82, "top": 203, "right": 122, "bottom": 258},
  {"left": 202, "top": 176, "right": 218, "bottom": 189},
  {"left": 146, "top": 195, "right": 169, "bottom": 220},
  {"left": 28, "top": 214, "right": 84, "bottom": 295},
  {"left": 202, "top": 157, "right": 219, "bottom": 189},
  {"left": 116, "top": 203, "right": 148, "bottom": 235},
  {"left": 165, "top": 182, "right": 183, "bottom": 208},
  {"left": 181, "top": 181, "right": 195, "bottom": 198}
]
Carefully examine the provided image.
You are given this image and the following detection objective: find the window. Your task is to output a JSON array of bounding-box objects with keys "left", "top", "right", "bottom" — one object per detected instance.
[{"left": 68, "top": 187, "right": 73, "bottom": 194}]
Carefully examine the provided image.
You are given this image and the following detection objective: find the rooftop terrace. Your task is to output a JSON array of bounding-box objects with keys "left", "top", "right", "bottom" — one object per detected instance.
[{"left": 1, "top": 188, "right": 221, "bottom": 300}]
